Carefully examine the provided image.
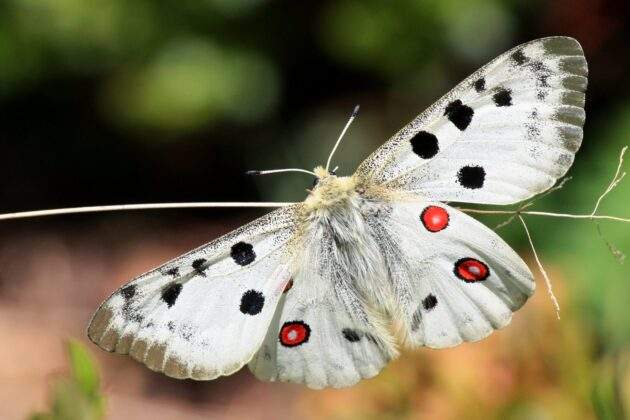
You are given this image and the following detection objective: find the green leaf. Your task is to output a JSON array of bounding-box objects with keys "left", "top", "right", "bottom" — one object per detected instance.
[
  {"left": 67, "top": 339, "right": 101, "bottom": 398},
  {"left": 28, "top": 340, "right": 105, "bottom": 420}
]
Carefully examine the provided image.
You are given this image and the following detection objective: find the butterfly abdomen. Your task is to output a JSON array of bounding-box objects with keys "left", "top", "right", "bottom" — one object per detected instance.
[{"left": 296, "top": 188, "right": 400, "bottom": 345}]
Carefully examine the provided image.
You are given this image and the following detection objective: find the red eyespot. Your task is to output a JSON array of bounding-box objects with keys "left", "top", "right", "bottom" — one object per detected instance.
[
  {"left": 421, "top": 206, "right": 449, "bottom": 232},
  {"left": 279, "top": 321, "right": 310, "bottom": 347},
  {"left": 454, "top": 258, "right": 489, "bottom": 282}
]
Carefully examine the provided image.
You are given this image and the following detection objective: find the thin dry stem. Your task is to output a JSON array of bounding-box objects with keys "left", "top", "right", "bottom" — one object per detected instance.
[
  {"left": 591, "top": 146, "right": 627, "bottom": 217},
  {"left": 588, "top": 146, "right": 628, "bottom": 263},
  {"left": 518, "top": 215, "right": 561, "bottom": 319},
  {"left": 596, "top": 223, "right": 626, "bottom": 263},
  {"left": 493, "top": 176, "right": 572, "bottom": 230},
  {"left": 0, "top": 202, "right": 295, "bottom": 221},
  {"left": 459, "top": 209, "right": 630, "bottom": 223}
]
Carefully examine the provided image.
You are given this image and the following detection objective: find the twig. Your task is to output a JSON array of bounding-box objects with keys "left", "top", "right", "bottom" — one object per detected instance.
[
  {"left": 591, "top": 146, "right": 627, "bottom": 217},
  {"left": 459, "top": 209, "right": 630, "bottom": 223},
  {"left": 588, "top": 147, "right": 628, "bottom": 263},
  {"left": 493, "top": 176, "right": 572, "bottom": 230},
  {"left": 595, "top": 223, "right": 626, "bottom": 263},
  {"left": 518, "top": 215, "right": 561, "bottom": 319},
  {"left": 0, "top": 202, "right": 295, "bottom": 221}
]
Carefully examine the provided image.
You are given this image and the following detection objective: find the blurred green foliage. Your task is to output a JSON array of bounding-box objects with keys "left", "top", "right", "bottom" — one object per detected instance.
[
  {"left": 591, "top": 353, "right": 627, "bottom": 420},
  {"left": 557, "top": 106, "right": 630, "bottom": 351},
  {"left": 0, "top": 0, "right": 278, "bottom": 133},
  {"left": 101, "top": 37, "right": 278, "bottom": 131},
  {"left": 321, "top": 0, "right": 515, "bottom": 76},
  {"left": 29, "top": 340, "right": 105, "bottom": 420}
]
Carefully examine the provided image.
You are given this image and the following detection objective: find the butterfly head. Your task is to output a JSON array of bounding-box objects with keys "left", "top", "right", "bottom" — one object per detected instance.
[
  {"left": 306, "top": 166, "right": 358, "bottom": 210},
  {"left": 312, "top": 166, "right": 336, "bottom": 185}
]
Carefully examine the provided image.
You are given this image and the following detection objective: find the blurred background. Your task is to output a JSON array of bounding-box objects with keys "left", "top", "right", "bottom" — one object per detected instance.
[{"left": 0, "top": 0, "right": 628, "bottom": 418}]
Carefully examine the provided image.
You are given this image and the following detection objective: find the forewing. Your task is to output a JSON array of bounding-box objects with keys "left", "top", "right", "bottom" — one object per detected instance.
[
  {"left": 356, "top": 37, "right": 587, "bottom": 204},
  {"left": 369, "top": 198, "right": 534, "bottom": 348},
  {"left": 88, "top": 206, "right": 300, "bottom": 380},
  {"left": 248, "top": 222, "right": 396, "bottom": 389}
]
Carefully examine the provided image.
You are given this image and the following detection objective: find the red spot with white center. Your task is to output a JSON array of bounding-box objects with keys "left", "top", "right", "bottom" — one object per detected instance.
[
  {"left": 454, "top": 258, "right": 489, "bottom": 282},
  {"left": 279, "top": 321, "right": 310, "bottom": 347},
  {"left": 421, "top": 206, "right": 449, "bottom": 232}
]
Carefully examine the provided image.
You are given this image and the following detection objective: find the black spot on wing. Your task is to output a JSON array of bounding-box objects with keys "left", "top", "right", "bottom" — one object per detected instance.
[
  {"left": 411, "top": 308, "right": 421, "bottom": 332},
  {"left": 129, "top": 313, "right": 144, "bottom": 323},
  {"left": 165, "top": 267, "right": 179, "bottom": 277},
  {"left": 192, "top": 258, "right": 207, "bottom": 276},
  {"left": 240, "top": 290, "right": 265, "bottom": 315},
  {"left": 231, "top": 242, "right": 256, "bottom": 266},
  {"left": 525, "top": 122, "right": 541, "bottom": 140},
  {"left": 444, "top": 100, "right": 474, "bottom": 131},
  {"left": 422, "top": 294, "right": 438, "bottom": 311},
  {"left": 511, "top": 49, "right": 528, "bottom": 65},
  {"left": 411, "top": 295, "right": 438, "bottom": 331},
  {"left": 364, "top": 333, "right": 380, "bottom": 346},
  {"left": 161, "top": 283, "right": 182, "bottom": 308},
  {"left": 342, "top": 328, "right": 362, "bottom": 342},
  {"left": 120, "top": 284, "right": 136, "bottom": 300},
  {"left": 493, "top": 88, "right": 512, "bottom": 107},
  {"left": 179, "top": 324, "right": 194, "bottom": 341},
  {"left": 538, "top": 74, "right": 550, "bottom": 87},
  {"left": 410, "top": 131, "right": 439, "bottom": 159},
  {"left": 457, "top": 166, "right": 485, "bottom": 189},
  {"left": 529, "top": 61, "right": 545, "bottom": 73},
  {"left": 473, "top": 77, "right": 486, "bottom": 92}
]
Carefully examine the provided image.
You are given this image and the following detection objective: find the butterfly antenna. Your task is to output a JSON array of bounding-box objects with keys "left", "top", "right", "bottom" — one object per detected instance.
[
  {"left": 325, "top": 105, "right": 360, "bottom": 172},
  {"left": 246, "top": 168, "right": 316, "bottom": 176}
]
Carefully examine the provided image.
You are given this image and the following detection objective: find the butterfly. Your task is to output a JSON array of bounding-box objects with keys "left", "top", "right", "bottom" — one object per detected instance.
[{"left": 88, "top": 37, "right": 587, "bottom": 389}]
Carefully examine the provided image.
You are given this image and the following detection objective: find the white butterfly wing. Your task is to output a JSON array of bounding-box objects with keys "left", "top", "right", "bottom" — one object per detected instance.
[
  {"left": 356, "top": 37, "right": 587, "bottom": 204},
  {"left": 368, "top": 198, "right": 534, "bottom": 348},
  {"left": 248, "top": 291, "right": 394, "bottom": 389},
  {"left": 88, "top": 206, "right": 299, "bottom": 380},
  {"left": 248, "top": 218, "right": 397, "bottom": 389}
]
